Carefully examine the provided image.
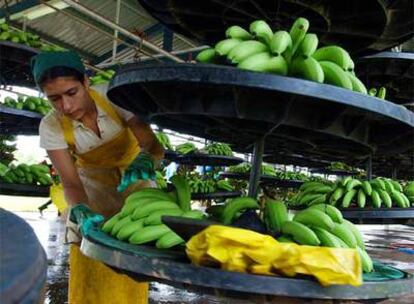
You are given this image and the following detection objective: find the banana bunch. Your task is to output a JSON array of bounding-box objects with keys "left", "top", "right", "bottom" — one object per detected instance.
[
  {"left": 155, "top": 170, "right": 167, "bottom": 190},
  {"left": 221, "top": 197, "right": 260, "bottom": 224},
  {"left": 327, "top": 161, "right": 353, "bottom": 171},
  {"left": 101, "top": 176, "right": 204, "bottom": 249},
  {"left": 268, "top": 203, "right": 373, "bottom": 272},
  {"left": 195, "top": 18, "right": 369, "bottom": 94},
  {"left": 203, "top": 142, "right": 233, "bottom": 157},
  {"left": 89, "top": 70, "right": 116, "bottom": 86},
  {"left": 261, "top": 164, "right": 277, "bottom": 176},
  {"left": 0, "top": 21, "right": 64, "bottom": 51},
  {"left": 227, "top": 163, "right": 251, "bottom": 174},
  {"left": 2, "top": 95, "right": 51, "bottom": 116},
  {"left": 404, "top": 182, "right": 414, "bottom": 203},
  {"left": 216, "top": 179, "right": 235, "bottom": 192},
  {"left": 188, "top": 177, "right": 216, "bottom": 194},
  {"left": 0, "top": 135, "right": 17, "bottom": 165},
  {"left": 175, "top": 142, "right": 198, "bottom": 155},
  {"left": 0, "top": 163, "right": 52, "bottom": 186},
  {"left": 155, "top": 132, "right": 174, "bottom": 151},
  {"left": 274, "top": 170, "right": 310, "bottom": 181},
  {"left": 292, "top": 181, "right": 334, "bottom": 206}
]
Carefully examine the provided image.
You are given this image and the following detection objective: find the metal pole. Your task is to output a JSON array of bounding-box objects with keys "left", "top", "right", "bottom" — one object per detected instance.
[
  {"left": 248, "top": 137, "right": 264, "bottom": 198},
  {"left": 60, "top": 0, "right": 184, "bottom": 62},
  {"left": 112, "top": 0, "right": 121, "bottom": 61},
  {"left": 366, "top": 155, "right": 372, "bottom": 180},
  {"left": 391, "top": 167, "right": 398, "bottom": 179}
]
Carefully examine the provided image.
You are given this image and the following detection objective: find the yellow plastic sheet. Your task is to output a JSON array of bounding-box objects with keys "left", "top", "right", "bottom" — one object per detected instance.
[
  {"left": 49, "top": 183, "right": 68, "bottom": 213},
  {"left": 186, "top": 225, "right": 362, "bottom": 287}
]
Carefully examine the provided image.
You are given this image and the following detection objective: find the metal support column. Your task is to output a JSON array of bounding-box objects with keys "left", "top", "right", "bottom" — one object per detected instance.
[
  {"left": 247, "top": 137, "right": 264, "bottom": 198},
  {"left": 366, "top": 155, "right": 372, "bottom": 180},
  {"left": 112, "top": 0, "right": 122, "bottom": 61}
]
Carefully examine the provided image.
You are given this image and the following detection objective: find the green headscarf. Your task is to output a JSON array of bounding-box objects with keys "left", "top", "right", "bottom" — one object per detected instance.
[{"left": 31, "top": 50, "right": 85, "bottom": 85}]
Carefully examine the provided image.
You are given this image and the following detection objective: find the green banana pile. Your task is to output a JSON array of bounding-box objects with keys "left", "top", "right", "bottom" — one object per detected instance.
[
  {"left": 226, "top": 163, "right": 277, "bottom": 176},
  {"left": 274, "top": 170, "right": 310, "bottom": 181},
  {"left": 155, "top": 132, "right": 174, "bottom": 151},
  {"left": 175, "top": 142, "right": 198, "bottom": 155},
  {"left": 294, "top": 177, "right": 413, "bottom": 208},
  {"left": 0, "top": 162, "right": 52, "bottom": 186},
  {"left": 327, "top": 161, "right": 354, "bottom": 171},
  {"left": 188, "top": 177, "right": 216, "bottom": 194},
  {"left": 203, "top": 142, "right": 233, "bottom": 157},
  {"left": 196, "top": 18, "right": 369, "bottom": 94},
  {"left": 0, "top": 21, "right": 64, "bottom": 51},
  {"left": 2, "top": 95, "right": 51, "bottom": 115},
  {"left": 155, "top": 170, "right": 167, "bottom": 190},
  {"left": 0, "top": 135, "right": 16, "bottom": 165},
  {"left": 101, "top": 176, "right": 205, "bottom": 249},
  {"left": 263, "top": 198, "right": 373, "bottom": 272},
  {"left": 89, "top": 70, "right": 115, "bottom": 86}
]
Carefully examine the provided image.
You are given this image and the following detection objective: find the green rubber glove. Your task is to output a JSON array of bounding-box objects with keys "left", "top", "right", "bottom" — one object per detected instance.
[
  {"left": 117, "top": 152, "right": 156, "bottom": 192},
  {"left": 69, "top": 204, "right": 104, "bottom": 237}
]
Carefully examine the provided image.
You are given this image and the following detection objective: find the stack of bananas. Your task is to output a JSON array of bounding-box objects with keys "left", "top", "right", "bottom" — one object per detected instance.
[
  {"left": 0, "top": 163, "right": 52, "bottom": 186},
  {"left": 263, "top": 198, "right": 373, "bottom": 272},
  {"left": 0, "top": 135, "right": 16, "bottom": 165},
  {"left": 274, "top": 170, "right": 309, "bottom": 181},
  {"left": 227, "top": 163, "right": 251, "bottom": 174},
  {"left": 2, "top": 95, "right": 51, "bottom": 116},
  {"left": 0, "top": 21, "right": 64, "bottom": 51},
  {"left": 196, "top": 18, "right": 369, "bottom": 94},
  {"left": 102, "top": 175, "right": 205, "bottom": 249},
  {"left": 175, "top": 142, "right": 198, "bottom": 155},
  {"left": 155, "top": 132, "right": 174, "bottom": 151},
  {"left": 294, "top": 177, "right": 413, "bottom": 208},
  {"left": 89, "top": 70, "right": 116, "bottom": 86},
  {"left": 186, "top": 174, "right": 235, "bottom": 194},
  {"left": 203, "top": 142, "right": 233, "bottom": 157}
]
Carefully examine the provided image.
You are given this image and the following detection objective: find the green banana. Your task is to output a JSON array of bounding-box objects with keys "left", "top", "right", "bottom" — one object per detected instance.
[
  {"left": 377, "top": 87, "right": 386, "bottom": 99},
  {"left": 357, "top": 246, "right": 373, "bottom": 273},
  {"left": 312, "top": 227, "right": 344, "bottom": 248},
  {"left": 391, "top": 191, "right": 408, "bottom": 208},
  {"left": 343, "top": 220, "right": 365, "bottom": 250},
  {"left": 120, "top": 197, "right": 155, "bottom": 218},
  {"left": 249, "top": 20, "right": 273, "bottom": 45},
  {"left": 277, "top": 235, "right": 294, "bottom": 243},
  {"left": 116, "top": 219, "right": 145, "bottom": 241},
  {"left": 347, "top": 58, "right": 355, "bottom": 72},
  {"left": 342, "top": 189, "right": 357, "bottom": 208},
  {"left": 196, "top": 48, "right": 217, "bottom": 63},
  {"left": 144, "top": 208, "right": 184, "bottom": 226},
  {"left": 129, "top": 224, "right": 171, "bottom": 245},
  {"left": 341, "top": 176, "right": 353, "bottom": 187},
  {"left": 225, "top": 25, "right": 253, "bottom": 40},
  {"left": 371, "top": 190, "right": 382, "bottom": 208},
  {"left": 383, "top": 179, "right": 395, "bottom": 194},
  {"left": 331, "top": 223, "right": 357, "bottom": 248},
  {"left": 171, "top": 175, "right": 191, "bottom": 211},
  {"left": 227, "top": 40, "right": 268, "bottom": 64},
  {"left": 299, "top": 181, "right": 325, "bottom": 191},
  {"left": 215, "top": 38, "right": 242, "bottom": 56},
  {"left": 309, "top": 204, "right": 343, "bottom": 223},
  {"left": 378, "top": 189, "right": 392, "bottom": 208},
  {"left": 111, "top": 215, "right": 132, "bottom": 236},
  {"left": 101, "top": 213, "right": 122, "bottom": 233},
  {"left": 237, "top": 52, "right": 288, "bottom": 75},
  {"left": 299, "top": 193, "right": 326, "bottom": 205},
  {"left": 289, "top": 56, "right": 324, "bottom": 83},
  {"left": 357, "top": 189, "right": 366, "bottom": 208},
  {"left": 125, "top": 188, "right": 173, "bottom": 205},
  {"left": 391, "top": 180, "right": 403, "bottom": 193},
  {"left": 156, "top": 231, "right": 185, "bottom": 249},
  {"left": 293, "top": 208, "right": 335, "bottom": 231},
  {"left": 319, "top": 61, "right": 353, "bottom": 90},
  {"left": 182, "top": 210, "right": 205, "bottom": 219},
  {"left": 404, "top": 182, "right": 414, "bottom": 196},
  {"left": 296, "top": 33, "right": 318, "bottom": 58},
  {"left": 361, "top": 181, "right": 372, "bottom": 196},
  {"left": 221, "top": 197, "right": 259, "bottom": 224},
  {"left": 132, "top": 201, "right": 180, "bottom": 220},
  {"left": 370, "top": 179, "right": 386, "bottom": 191},
  {"left": 347, "top": 72, "right": 368, "bottom": 94},
  {"left": 308, "top": 194, "right": 328, "bottom": 206},
  {"left": 269, "top": 30, "right": 292, "bottom": 56},
  {"left": 281, "top": 221, "right": 320, "bottom": 246},
  {"left": 286, "top": 17, "right": 309, "bottom": 61},
  {"left": 313, "top": 46, "right": 352, "bottom": 70},
  {"left": 264, "top": 198, "right": 288, "bottom": 235},
  {"left": 368, "top": 88, "right": 377, "bottom": 96},
  {"left": 329, "top": 187, "right": 345, "bottom": 206}
]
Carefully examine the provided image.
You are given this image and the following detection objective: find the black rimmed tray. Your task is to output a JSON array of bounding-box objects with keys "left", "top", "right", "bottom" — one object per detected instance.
[
  {"left": 107, "top": 63, "right": 414, "bottom": 164},
  {"left": 0, "top": 105, "right": 42, "bottom": 135},
  {"left": 175, "top": 153, "right": 243, "bottom": 166},
  {"left": 339, "top": 207, "right": 414, "bottom": 225},
  {"left": 0, "top": 41, "right": 39, "bottom": 88},
  {"left": 138, "top": 0, "right": 413, "bottom": 55},
  {"left": 309, "top": 168, "right": 361, "bottom": 177},
  {"left": 164, "top": 149, "right": 179, "bottom": 161},
  {"left": 82, "top": 218, "right": 414, "bottom": 300},
  {"left": 356, "top": 52, "right": 414, "bottom": 105},
  {"left": 220, "top": 172, "right": 304, "bottom": 188},
  {"left": 191, "top": 190, "right": 242, "bottom": 200},
  {"left": 0, "top": 183, "right": 50, "bottom": 197}
]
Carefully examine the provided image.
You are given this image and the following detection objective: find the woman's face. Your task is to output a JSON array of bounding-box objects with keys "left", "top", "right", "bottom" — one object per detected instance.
[{"left": 42, "top": 76, "right": 92, "bottom": 120}]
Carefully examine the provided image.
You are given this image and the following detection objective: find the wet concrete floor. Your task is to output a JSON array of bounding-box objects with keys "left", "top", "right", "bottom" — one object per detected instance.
[{"left": 17, "top": 212, "right": 414, "bottom": 304}]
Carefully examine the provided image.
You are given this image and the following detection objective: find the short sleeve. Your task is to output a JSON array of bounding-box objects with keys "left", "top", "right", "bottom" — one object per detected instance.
[
  {"left": 91, "top": 83, "right": 135, "bottom": 122},
  {"left": 39, "top": 113, "right": 68, "bottom": 150}
]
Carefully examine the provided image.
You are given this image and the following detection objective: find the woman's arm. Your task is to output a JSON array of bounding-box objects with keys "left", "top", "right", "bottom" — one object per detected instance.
[
  {"left": 47, "top": 149, "right": 89, "bottom": 206},
  {"left": 127, "top": 116, "right": 165, "bottom": 162}
]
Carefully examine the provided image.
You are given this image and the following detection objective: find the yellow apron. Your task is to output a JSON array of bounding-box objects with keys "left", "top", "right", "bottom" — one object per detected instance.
[{"left": 61, "top": 89, "right": 149, "bottom": 304}]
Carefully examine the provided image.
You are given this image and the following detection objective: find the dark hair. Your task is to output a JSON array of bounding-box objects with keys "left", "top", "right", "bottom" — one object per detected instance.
[{"left": 39, "top": 66, "right": 85, "bottom": 89}]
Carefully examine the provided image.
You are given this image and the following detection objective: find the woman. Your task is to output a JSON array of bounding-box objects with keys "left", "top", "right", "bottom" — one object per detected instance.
[{"left": 32, "top": 50, "right": 164, "bottom": 303}]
